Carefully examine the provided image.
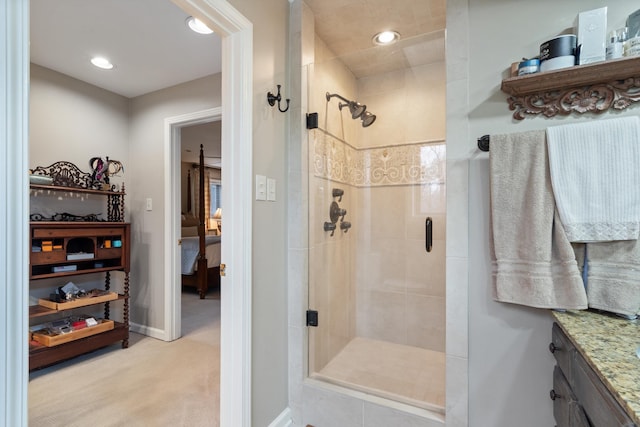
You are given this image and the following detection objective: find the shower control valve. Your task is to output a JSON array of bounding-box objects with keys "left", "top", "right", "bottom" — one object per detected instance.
[
  {"left": 324, "top": 221, "right": 337, "bottom": 236},
  {"left": 329, "top": 201, "right": 347, "bottom": 223},
  {"left": 340, "top": 221, "right": 352, "bottom": 233}
]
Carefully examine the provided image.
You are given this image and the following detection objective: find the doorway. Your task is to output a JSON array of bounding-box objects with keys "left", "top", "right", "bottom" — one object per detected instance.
[
  {"left": 165, "top": 2, "right": 254, "bottom": 425},
  {"left": 2, "top": 1, "right": 254, "bottom": 426},
  {"left": 165, "top": 107, "right": 222, "bottom": 338}
]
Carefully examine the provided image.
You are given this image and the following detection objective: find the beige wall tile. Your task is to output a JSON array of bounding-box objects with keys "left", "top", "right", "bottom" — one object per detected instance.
[{"left": 406, "top": 295, "right": 446, "bottom": 351}]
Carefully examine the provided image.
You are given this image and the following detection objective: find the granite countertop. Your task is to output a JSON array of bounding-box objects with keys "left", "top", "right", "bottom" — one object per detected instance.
[{"left": 552, "top": 310, "right": 640, "bottom": 424}]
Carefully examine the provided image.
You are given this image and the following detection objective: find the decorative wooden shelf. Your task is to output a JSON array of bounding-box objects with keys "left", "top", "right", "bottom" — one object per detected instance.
[
  {"left": 501, "top": 56, "right": 640, "bottom": 120},
  {"left": 28, "top": 219, "right": 130, "bottom": 370}
]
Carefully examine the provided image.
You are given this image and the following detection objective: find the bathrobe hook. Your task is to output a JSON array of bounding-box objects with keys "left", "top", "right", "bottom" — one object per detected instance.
[{"left": 267, "top": 84, "right": 290, "bottom": 113}]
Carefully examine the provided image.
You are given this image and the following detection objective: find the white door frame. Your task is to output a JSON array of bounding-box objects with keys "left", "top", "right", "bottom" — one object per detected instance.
[
  {"left": 170, "top": 2, "right": 253, "bottom": 426},
  {"left": 164, "top": 107, "right": 221, "bottom": 340},
  {"left": 2, "top": 0, "right": 252, "bottom": 425},
  {"left": 2, "top": 1, "right": 29, "bottom": 426}
]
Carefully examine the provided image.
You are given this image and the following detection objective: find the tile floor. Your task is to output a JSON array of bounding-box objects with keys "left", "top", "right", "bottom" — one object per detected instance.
[{"left": 313, "top": 336, "right": 445, "bottom": 413}]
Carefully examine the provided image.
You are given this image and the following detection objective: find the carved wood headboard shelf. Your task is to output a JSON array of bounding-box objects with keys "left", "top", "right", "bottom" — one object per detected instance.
[{"left": 501, "top": 56, "right": 640, "bottom": 120}]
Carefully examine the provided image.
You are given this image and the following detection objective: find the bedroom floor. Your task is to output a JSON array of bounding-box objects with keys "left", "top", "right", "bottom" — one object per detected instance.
[
  {"left": 312, "top": 337, "right": 446, "bottom": 413},
  {"left": 28, "top": 291, "right": 221, "bottom": 427}
]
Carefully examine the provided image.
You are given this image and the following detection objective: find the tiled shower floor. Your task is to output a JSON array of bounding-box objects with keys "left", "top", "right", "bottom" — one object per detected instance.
[{"left": 312, "top": 337, "right": 445, "bottom": 413}]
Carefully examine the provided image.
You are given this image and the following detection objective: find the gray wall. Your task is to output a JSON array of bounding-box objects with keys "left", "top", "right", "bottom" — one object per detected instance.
[
  {"left": 29, "top": 64, "right": 131, "bottom": 313},
  {"left": 128, "top": 73, "right": 221, "bottom": 330},
  {"left": 224, "top": 0, "right": 290, "bottom": 424},
  {"left": 30, "top": 64, "right": 130, "bottom": 170},
  {"left": 463, "top": 1, "right": 635, "bottom": 426}
]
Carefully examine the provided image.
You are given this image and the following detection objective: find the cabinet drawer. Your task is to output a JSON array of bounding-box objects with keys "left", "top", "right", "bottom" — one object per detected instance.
[
  {"left": 33, "top": 227, "right": 124, "bottom": 238},
  {"left": 553, "top": 366, "right": 576, "bottom": 427},
  {"left": 31, "top": 250, "right": 66, "bottom": 265},
  {"left": 95, "top": 247, "right": 122, "bottom": 260},
  {"left": 551, "top": 323, "right": 574, "bottom": 382},
  {"left": 572, "top": 350, "right": 636, "bottom": 427},
  {"left": 570, "top": 402, "right": 592, "bottom": 427},
  {"left": 553, "top": 365, "right": 594, "bottom": 427}
]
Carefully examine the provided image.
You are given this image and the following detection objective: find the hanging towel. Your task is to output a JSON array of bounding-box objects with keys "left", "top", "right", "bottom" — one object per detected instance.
[
  {"left": 546, "top": 116, "right": 640, "bottom": 242},
  {"left": 490, "top": 130, "right": 587, "bottom": 310},
  {"left": 584, "top": 240, "right": 640, "bottom": 317}
]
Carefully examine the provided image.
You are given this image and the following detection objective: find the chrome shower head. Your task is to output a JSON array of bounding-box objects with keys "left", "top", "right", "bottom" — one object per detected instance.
[{"left": 361, "top": 111, "right": 376, "bottom": 127}]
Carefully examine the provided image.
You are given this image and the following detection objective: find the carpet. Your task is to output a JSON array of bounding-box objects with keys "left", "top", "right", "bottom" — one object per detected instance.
[{"left": 28, "top": 291, "right": 220, "bottom": 427}]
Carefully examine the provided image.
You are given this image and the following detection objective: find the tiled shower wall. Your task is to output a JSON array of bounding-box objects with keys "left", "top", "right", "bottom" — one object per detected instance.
[
  {"left": 308, "top": 32, "right": 447, "bottom": 374},
  {"left": 311, "top": 132, "right": 446, "bottom": 355}
]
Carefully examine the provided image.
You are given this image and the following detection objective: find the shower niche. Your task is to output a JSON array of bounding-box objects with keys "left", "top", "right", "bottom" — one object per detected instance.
[{"left": 305, "top": 28, "right": 447, "bottom": 413}]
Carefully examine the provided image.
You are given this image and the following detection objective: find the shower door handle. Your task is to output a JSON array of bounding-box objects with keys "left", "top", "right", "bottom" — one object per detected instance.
[{"left": 425, "top": 217, "right": 433, "bottom": 253}]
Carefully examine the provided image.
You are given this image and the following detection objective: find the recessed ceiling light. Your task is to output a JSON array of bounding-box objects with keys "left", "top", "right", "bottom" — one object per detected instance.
[
  {"left": 90, "top": 57, "right": 114, "bottom": 70},
  {"left": 372, "top": 30, "right": 400, "bottom": 46},
  {"left": 186, "top": 16, "right": 213, "bottom": 35}
]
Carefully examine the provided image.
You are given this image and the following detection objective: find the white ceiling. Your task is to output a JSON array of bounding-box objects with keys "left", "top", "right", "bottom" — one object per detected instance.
[
  {"left": 30, "top": 0, "right": 223, "bottom": 166},
  {"left": 30, "top": 0, "right": 445, "bottom": 98},
  {"left": 29, "top": 0, "right": 444, "bottom": 167},
  {"left": 30, "top": 0, "right": 222, "bottom": 99}
]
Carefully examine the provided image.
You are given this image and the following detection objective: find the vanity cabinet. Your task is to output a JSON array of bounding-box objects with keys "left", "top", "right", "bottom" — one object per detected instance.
[
  {"left": 550, "top": 322, "right": 637, "bottom": 427},
  {"left": 29, "top": 182, "right": 130, "bottom": 371}
]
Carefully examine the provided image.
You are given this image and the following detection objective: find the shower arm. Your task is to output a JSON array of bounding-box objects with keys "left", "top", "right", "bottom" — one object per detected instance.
[{"left": 326, "top": 92, "right": 352, "bottom": 104}]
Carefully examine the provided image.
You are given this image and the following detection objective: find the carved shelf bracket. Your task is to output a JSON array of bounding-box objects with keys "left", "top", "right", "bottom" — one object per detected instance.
[
  {"left": 507, "top": 77, "right": 640, "bottom": 120},
  {"left": 500, "top": 56, "right": 640, "bottom": 120}
]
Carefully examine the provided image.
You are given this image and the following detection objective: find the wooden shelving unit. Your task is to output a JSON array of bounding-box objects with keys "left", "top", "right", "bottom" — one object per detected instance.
[
  {"left": 501, "top": 56, "right": 640, "bottom": 120},
  {"left": 29, "top": 179, "right": 131, "bottom": 371}
]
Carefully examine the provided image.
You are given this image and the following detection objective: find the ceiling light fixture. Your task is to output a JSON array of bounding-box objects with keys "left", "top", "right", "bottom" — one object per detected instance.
[
  {"left": 90, "top": 57, "right": 114, "bottom": 70},
  {"left": 372, "top": 30, "right": 400, "bottom": 46},
  {"left": 186, "top": 16, "right": 213, "bottom": 35}
]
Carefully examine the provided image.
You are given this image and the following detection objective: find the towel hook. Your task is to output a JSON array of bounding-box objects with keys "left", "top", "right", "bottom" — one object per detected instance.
[{"left": 267, "top": 84, "right": 290, "bottom": 113}]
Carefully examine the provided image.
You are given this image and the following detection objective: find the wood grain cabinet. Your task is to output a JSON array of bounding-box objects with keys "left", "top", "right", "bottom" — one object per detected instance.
[
  {"left": 29, "top": 184, "right": 131, "bottom": 371},
  {"left": 550, "top": 323, "right": 636, "bottom": 427}
]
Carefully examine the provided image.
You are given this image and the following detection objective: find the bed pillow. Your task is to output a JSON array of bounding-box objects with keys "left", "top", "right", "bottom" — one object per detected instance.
[{"left": 182, "top": 226, "right": 198, "bottom": 237}]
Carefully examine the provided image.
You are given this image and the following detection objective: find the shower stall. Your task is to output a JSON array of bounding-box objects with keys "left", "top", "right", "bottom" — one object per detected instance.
[{"left": 304, "top": 8, "right": 447, "bottom": 413}]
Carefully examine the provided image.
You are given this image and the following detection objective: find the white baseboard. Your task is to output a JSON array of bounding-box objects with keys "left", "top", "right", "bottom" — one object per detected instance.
[
  {"left": 129, "top": 322, "right": 167, "bottom": 341},
  {"left": 268, "top": 407, "right": 293, "bottom": 427}
]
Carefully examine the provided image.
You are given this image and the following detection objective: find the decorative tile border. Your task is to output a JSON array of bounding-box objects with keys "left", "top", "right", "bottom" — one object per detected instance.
[{"left": 311, "top": 130, "right": 445, "bottom": 187}]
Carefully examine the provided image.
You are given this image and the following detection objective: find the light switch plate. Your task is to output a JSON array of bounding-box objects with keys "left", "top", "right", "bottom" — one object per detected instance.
[
  {"left": 255, "top": 175, "right": 266, "bottom": 201},
  {"left": 267, "top": 178, "right": 276, "bottom": 201}
]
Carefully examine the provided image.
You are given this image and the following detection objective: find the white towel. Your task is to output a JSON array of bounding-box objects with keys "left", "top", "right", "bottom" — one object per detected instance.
[
  {"left": 490, "top": 130, "right": 587, "bottom": 310},
  {"left": 546, "top": 116, "right": 640, "bottom": 242}
]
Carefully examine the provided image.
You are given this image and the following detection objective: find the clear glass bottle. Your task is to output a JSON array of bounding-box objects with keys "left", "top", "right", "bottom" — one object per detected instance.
[{"left": 607, "top": 27, "right": 627, "bottom": 59}]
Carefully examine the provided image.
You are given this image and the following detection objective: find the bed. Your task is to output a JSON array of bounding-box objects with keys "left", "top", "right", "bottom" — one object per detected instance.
[{"left": 181, "top": 144, "right": 221, "bottom": 298}]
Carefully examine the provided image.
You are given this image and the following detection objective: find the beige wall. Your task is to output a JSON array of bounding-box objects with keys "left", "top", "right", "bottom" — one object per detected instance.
[
  {"left": 354, "top": 58, "right": 446, "bottom": 353},
  {"left": 357, "top": 59, "right": 446, "bottom": 148}
]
